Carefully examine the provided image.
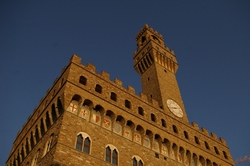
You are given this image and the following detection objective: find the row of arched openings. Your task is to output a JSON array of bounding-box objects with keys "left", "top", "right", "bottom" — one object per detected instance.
[
  {"left": 67, "top": 95, "right": 224, "bottom": 166},
  {"left": 9, "top": 98, "right": 64, "bottom": 166}
]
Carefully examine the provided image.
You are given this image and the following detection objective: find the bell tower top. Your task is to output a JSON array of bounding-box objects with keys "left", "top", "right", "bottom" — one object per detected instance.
[
  {"left": 133, "top": 24, "right": 188, "bottom": 122},
  {"left": 133, "top": 24, "right": 178, "bottom": 75}
]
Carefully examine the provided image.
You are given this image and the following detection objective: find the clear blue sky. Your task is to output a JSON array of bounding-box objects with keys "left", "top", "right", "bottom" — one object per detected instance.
[{"left": 1, "top": 1, "right": 249, "bottom": 165}]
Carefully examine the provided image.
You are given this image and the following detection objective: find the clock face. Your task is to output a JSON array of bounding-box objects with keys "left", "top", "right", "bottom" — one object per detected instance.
[{"left": 167, "top": 99, "right": 183, "bottom": 118}]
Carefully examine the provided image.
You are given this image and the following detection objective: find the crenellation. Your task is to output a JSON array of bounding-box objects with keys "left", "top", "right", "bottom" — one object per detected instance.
[
  {"left": 127, "top": 85, "right": 135, "bottom": 94},
  {"left": 6, "top": 25, "right": 234, "bottom": 166},
  {"left": 86, "top": 62, "right": 96, "bottom": 73},
  {"left": 70, "top": 54, "right": 81, "bottom": 64},
  {"left": 201, "top": 127, "right": 209, "bottom": 135},
  {"left": 139, "top": 92, "right": 148, "bottom": 102},
  {"left": 211, "top": 132, "right": 218, "bottom": 140},
  {"left": 101, "top": 70, "right": 110, "bottom": 80},
  {"left": 191, "top": 122, "right": 199, "bottom": 130},
  {"left": 114, "top": 78, "right": 123, "bottom": 87}
]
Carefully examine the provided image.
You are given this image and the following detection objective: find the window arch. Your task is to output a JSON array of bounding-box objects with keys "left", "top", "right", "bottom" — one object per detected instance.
[
  {"left": 40, "top": 119, "right": 45, "bottom": 136},
  {"left": 30, "top": 132, "right": 35, "bottom": 149},
  {"left": 184, "top": 131, "right": 189, "bottom": 139},
  {"left": 138, "top": 107, "right": 144, "bottom": 116},
  {"left": 125, "top": 100, "right": 131, "bottom": 109},
  {"left": 95, "top": 84, "right": 102, "bottom": 93},
  {"left": 223, "top": 151, "right": 228, "bottom": 159},
  {"left": 51, "top": 104, "right": 57, "bottom": 123},
  {"left": 79, "top": 76, "right": 87, "bottom": 85},
  {"left": 25, "top": 138, "right": 30, "bottom": 155},
  {"left": 105, "top": 144, "right": 118, "bottom": 165},
  {"left": 35, "top": 126, "right": 40, "bottom": 143},
  {"left": 205, "top": 141, "right": 210, "bottom": 150},
  {"left": 151, "top": 113, "right": 156, "bottom": 122},
  {"left": 57, "top": 98, "right": 64, "bottom": 115},
  {"left": 194, "top": 136, "right": 200, "bottom": 145},
  {"left": 161, "top": 119, "right": 166, "bottom": 127},
  {"left": 110, "top": 92, "right": 117, "bottom": 101},
  {"left": 132, "top": 155, "right": 144, "bottom": 166},
  {"left": 214, "top": 146, "right": 220, "bottom": 155},
  {"left": 172, "top": 125, "right": 178, "bottom": 133},
  {"left": 75, "top": 132, "right": 91, "bottom": 154},
  {"left": 45, "top": 111, "right": 51, "bottom": 130}
]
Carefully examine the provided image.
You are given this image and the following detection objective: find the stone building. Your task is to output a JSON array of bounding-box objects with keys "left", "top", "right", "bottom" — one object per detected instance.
[{"left": 6, "top": 25, "right": 234, "bottom": 166}]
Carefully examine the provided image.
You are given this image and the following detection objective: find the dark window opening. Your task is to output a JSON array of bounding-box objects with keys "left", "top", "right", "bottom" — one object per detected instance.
[
  {"left": 173, "top": 125, "right": 178, "bottom": 133},
  {"left": 125, "top": 100, "right": 131, "bottom": 109},
  {"left": 138, "top": 107, "right": 144, "bottom": 116},
  {"left": 79, "top": 76, "right": 87, "bottom": 85},
  {"left": 110, "top": 92, "right": 117, "bottom": 101},
  {"left": 194, "top": 136, "right": 200, "bottom": 145},
  {"left": 52, "top": 105, "right": 57, "bottom": 123},
  {"left": 151, "top": 114, "right": 156, "bottom": 122},
  {"left": 161, "top": 119, "right": 166, "bottom": 127},
  {"left": 105, "top": 147, "right": 111, "bottom": 162},
  {"left": 184, "top": 131, "right": 189, "bottom": 139},
  {"left": 83, "top": 137, "right": 90, "bottom": 154},
  {"left": 95, "top": 84, "right": 102, "bottom": 93}
]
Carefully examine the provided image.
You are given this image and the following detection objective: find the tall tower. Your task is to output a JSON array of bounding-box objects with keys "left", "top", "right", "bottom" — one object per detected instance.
[
  {"left": 133, "top": 24, "right": 188, "bottom": 122},
  {"left": 6, "top": 25, "right": 234, "bottom": 166}
]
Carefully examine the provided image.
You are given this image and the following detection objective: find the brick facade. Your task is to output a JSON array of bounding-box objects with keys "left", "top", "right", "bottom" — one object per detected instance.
[{"left": 6, "top": 25, "right": 234, "bottom": 166}]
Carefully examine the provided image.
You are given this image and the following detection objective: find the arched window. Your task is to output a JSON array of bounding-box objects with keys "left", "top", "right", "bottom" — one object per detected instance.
[
  {"left": 51, "top": 104, "right": 57, "bottom": 123},
  {"left": 76, "top": 134, "right": 83, "bottom": 151},
  {"left": 132, "top": 156, "right": 144, "bottom": 166},
  {"left": 205, "top": 141, "right": 210, "bottom": 150},
  {"left": 25, "top": 139, "right": 30, "bottom": 155},
  {"left": 172, "top": 125, "right": 178, "bottom": 133},
  {"left": 138, "top": 107, "right": 144, "bottom": 116},
  {"left": 184, "top": 131, "right": 189, "bottom": 139},
  {"left": 105, "top": 146, "right": 111, "bottom": 162},
  {"left": 79, "top": 76, "right": 87, "bottom": 85},
  {"left": 30, "top": 132, "right": 35, "bottom": 149},
  {"left": 21, "top": 147, "right": 25, "bottom": 160},
  {"left": 17, "top": 151, "right": 21, "bottom": 165},
  {"left": 83, "top": 137, "right": 90, "bottom": 153},
  {"left": 57, "top": 98, "right": 64, "bottom": 115},
  {"left": 95, "top": 84, "right": 102, "bottom": 93},
  {"left": 75, "top": 133, "right": 91, "bottom": 154},
  {"left": 133, "top": 158, "right": 137, "bottom": 166},
  {"left": 151, "top": 113, "right": 156, "bottom": 122},
  {"left": 45, "top": 112, "right": 51, "bottom": 130},
  {"left": 223, "top": 151, "right": 228, "bottom": 159},
  {"left": 214, "top": 146, "right": 220, "bottom": 155},
  {"left": 35, "top": 126, "right": 40, "bottom": 143},
  {"left": 161, "top": 119, "right": 166, "bottom": 127},
  {"left": 110, "top": 92, "right": 117, "bottom": 101},
  {"left": 125, "top": 99, "right": 131, "bottom": 109},
  {"left": 112, "top": 149, "right": 118, "bottom": 165},
  {"left": 194, "top": 136, "right": 200, "bottom": 145},
  {"left": 105, "top": 145, "right": 118, "bottom": 165},
  {"left": 40, "top": 119, "right": 45, "bottom": 136}
]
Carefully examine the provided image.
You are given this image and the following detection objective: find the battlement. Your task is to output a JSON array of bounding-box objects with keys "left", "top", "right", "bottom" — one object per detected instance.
[
  {"left": 136, "top": 24, "right": 164, "bottom": 41},
  {"left": 67, "top": 54, "right": 228, "bottom": 146}
]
